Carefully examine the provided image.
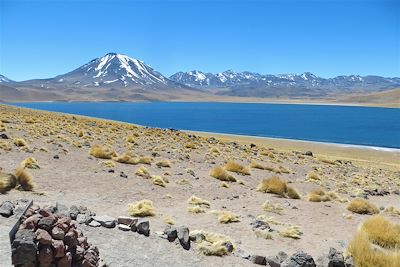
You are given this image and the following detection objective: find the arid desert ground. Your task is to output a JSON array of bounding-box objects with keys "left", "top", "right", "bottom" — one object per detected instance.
[{"left": 0, "top": 104, "right": 399, "bottom": 266}]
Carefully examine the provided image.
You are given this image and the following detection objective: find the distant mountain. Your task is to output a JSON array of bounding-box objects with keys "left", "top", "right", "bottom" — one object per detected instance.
[
  {"left": 0, "top": 74, "right": 13, "bottom": 83},
  {"left": 51, "top": 52, "right": 182, "bottom": 88},
  {"left": 169, "top": 70, "right": 400, "bottom": 96}
]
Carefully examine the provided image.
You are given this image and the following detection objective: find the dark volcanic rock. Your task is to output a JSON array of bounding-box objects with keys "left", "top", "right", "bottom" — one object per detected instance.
[{"left": 12, "top": 229, "right": 37, "bottom": 266}]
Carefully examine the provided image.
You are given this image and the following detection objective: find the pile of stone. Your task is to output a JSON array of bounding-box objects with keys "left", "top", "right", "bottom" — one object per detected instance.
[
  {"left": 11, "top": 204, "right": 104, "bottom": 267},
  {"left": 117, "top": 216, "right": 150, "bottom": 237}
]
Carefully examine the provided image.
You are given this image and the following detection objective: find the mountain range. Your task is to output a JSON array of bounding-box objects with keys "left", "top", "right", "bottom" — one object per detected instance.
[{"left": 1, "top": 52, "right": 399, "bottom": 102}]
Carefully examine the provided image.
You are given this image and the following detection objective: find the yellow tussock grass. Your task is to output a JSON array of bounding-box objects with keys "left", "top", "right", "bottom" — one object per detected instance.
[
  {"left": 257, "top": 176, "right": 287, "bottom": 196},
  {"left": 15, "top": 166, "right": 34, "bottom": 191},
  {"left": 191, "top": 230, "right": 233, "bottom": 256},
  {"left": 13, "top": 138, "right": 27, "bottom": 147},
  {"left": 156, "top": 160, "right": 171, "bottom": 168},
  {"left": 151, "top": 176, "right": 166, "bottom": 187},
  {"left": 220, "top": 182, "right": 229, "bottom": 188},
  {"left": 286, "top": 186, "right": 301, "bottom": 199},
  {"left": 0, "top": 172, "right": 17, "bottom": 193},
  {"left": 384, "top": 206, "right": 400, "bottom": 216},
  {"left": 187, "top": 195, "right": 210, "bottom": 207},
  {"left": 126, "top": 135, "right": 136, "bottom": 143},
  {"left": 216, "top": 211, "right": 240, "bottom": 224},
  {"left": 135, "top": 166, "right": 150, "bottom": 178},
  {"left": 21, "top": 157, "right": 40, "bottom": 169},
  {"left": 187, "top": 206, "right": 205, "bottom": 214},
  {"left": 209, "top": 166, "right": 236, "bottom": 182},
  {"left": 262, "top": 200, "right": 284, "bottom": 214},
  {"left": 163, "top": 217, "right": 174, "bottom": 225},
  {"left": 89, "top": 144, "right": 117, "bottom": 159},
  {"left": 307, "top": 189, "right": 338, "bottom": 202},
  {"left": 224, "top": 161, "right": 251, "bottom": 175},
  {"left": 113, "top": 152, "right": 139, "bottom": 164},
  {"left": 127, "top": 199, "right": 155, "bottom": 217},
  {"left": 102, "top": 160, "right": 116, "bottom": 168},
  {"left": 347, "top": 198, "right": 379, "bottom": 215},
  {"left": 279, "top": 225, "right": 302, "bottom": 239},
  {"left": 347, "top": 215, "right": 400, "bottom": 267}
]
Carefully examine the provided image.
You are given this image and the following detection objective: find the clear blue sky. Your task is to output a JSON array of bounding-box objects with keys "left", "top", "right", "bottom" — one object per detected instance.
[{"left": 0, "top": 0, "right": 399, "bottom": 81}]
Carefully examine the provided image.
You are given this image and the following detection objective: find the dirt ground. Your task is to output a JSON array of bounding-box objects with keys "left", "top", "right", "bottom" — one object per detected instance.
[{"left": 0, "top": 104, "right": 399, "bottom": 266}]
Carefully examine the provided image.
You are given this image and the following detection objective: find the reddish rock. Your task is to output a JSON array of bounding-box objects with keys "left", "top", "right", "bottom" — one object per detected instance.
[
  {"left": 74, "top": 245, "right": 85, "bottom": 261},
  {"left": 39, "top": 209, "right": 52, "bottom": 217},
  {"left": 24, "top": 208, "right": 35, "bottom": 218},
  {"left": 31, "top": 204, "right": 40, "bottom": 211},
  {"left": 57, "top": 217, "right": 71, "bottom": 226},
  {"left": 78, "top": 236, "right": 89, "bottom": 249},
  {"left": 51, "top": 226, "right": 65, "bottom": 240},
  {"left": 82, "top": 251, "right": 98, "bottom": 267},
  {"left": 36, "top": 229, "right": 52, "bottom": 245},
  {"left": 57, "top": 252, "right": 72, "bottom": 267},
  {"left": 117, "top": 216, "right": 137, "bottom": 226},
  {"left": 22, "top": 214, "right": 42, "bottom": 230},
  {"left": 52, "top": 239, "right": 65, "bottom": 258},
  {"left": 38, "top": 215, "right": 57, "bottom": 231},
  {"left": 38, "top": 245, "right": 54, "bottom": 266},
  {"left": 64, "top": 230, "right": 78, "bottom": 248}
]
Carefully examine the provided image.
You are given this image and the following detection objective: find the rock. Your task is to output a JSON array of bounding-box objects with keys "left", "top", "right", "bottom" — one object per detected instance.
[
  {"left": 117, "top": 216, "right": 137, "bottom": 226},
  {"left": 0, "top": 133, "right": 9, "bottom": 139},
  {"left": 164, "top": 225, "right": 178, "bottom": 242},
  {"left": 38, "top": 245, "right": 54, "bottom": 266},
  {"left": 38, "top": 215, "right": 57, "bottom": 231},
  {"left": 118, "top": 224, "right": 131, "bottom": 231},
  {"left": 304, "top": 151, "right": 313, "bottom": 156},
  {"left": 282, "top": 251, "right": 316, "bottom": 267},
  {"left": 233, "top": 249, "right": 251, "bottom": 259},
  {"left": 251, "top": 255, "right": 267, "bottom": 265},
  {"left": 120, "top": 171, "right": 128, "bottom": 178},
  {"left": 39, "top": 208, "right": 52, "bottom": 217},
  {"left": 52, "top": 239, "right": 65, "bottom": 258},
  {"left": 51, "top": 226, "right": 65, "bottom": 240},
  {"left": 327, "top": 248, "right": 345, "bottom": 267},
  {"left": 53, "top": 155, "right": 60, "bottom": 159},
  {"left": 69, "top": 205, "right": 79, "bottom": 220},
  {"left": 251, "top": 220, "right": 272, "bottom": 231},
  {"left": 76, "top": 213, "right": 91, "bottom": 224},
  {"left": 12, "top": 229, "right": 37, "bottom": 266},
  {"left": 74, "top": 245, "right": 85, "bottom": 261},
  {"left": 56, "top": 202, "right": 70, "bottom": 217},
  {"left": 78, "top": 236, "right": 89, "bottom": 249},
  {"left": 92, "top": 215, "right": 116, "bottom": 228},
  {"left": 177, "top": 226, "right": 190, "bottom": 250},
  {"left": 0, "top": 201, "right": 14, "bottom": 217},
  {"left": 137, "top": 220, "right": 150, "bottom": 236},
  {"left": 266, "top": 256, "right": 282, "bottom": 267},
  {"left": 64, "top": 230, "right": 78, "bottom": 249},
  {"left": 223, "top": 241, "right": 234, "bottom": 252},
  {"left": 344, "top": 256, "right": 354, "bottom": 267},
  {"left": 22, "top": 214, "right": 42, "bottom": 230},
  {"left": 189, "top": 232, "right": 205, "bottom": 242},
  {"left": 277, "top": 251, "right": 289, "bottom": 262},
  {"left": 57, "top": 252, "right": 72, "bottom": 267},
  {"left": 88, "top": 220, "right": 101, "bottom": 227},
  {"left": 36, "top": 228, "right": 53, "bottom": 245}
]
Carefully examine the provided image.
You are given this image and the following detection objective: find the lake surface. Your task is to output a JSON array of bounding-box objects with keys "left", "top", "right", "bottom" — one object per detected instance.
[{"left": 9, "top": 102, "right": 400, "bottom": 149}]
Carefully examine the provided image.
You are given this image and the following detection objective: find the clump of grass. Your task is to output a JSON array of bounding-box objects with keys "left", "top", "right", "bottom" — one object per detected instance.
[
  {"left": 187, "top": 206, "right": 205, "bottom": 214},
  {"left": 127, "top": 199, "right": 155, "bottom": 217},
  {"left": 262, "top": 200, "right": 284, "bottom": 214},
  {"left": 138, "top": 157, "right": 152, "bottom": 165},
  {"left": 209, "top": 166, "right": 236, "bottom": 182},
  {"left": 220, "top": 182, "right": 229, "bottom": 188},
  {"left": 187, "top": 195, "right": 210, "bottom": 207},
  {"left": 126, "top": 135, "right": 136, "bottom": 143},
  {"left": 135, "top": 166, "right": 150, "bottom": 178},
  {"left": 224, "top": 161, "right": 251, "bottom": 175},
  {"left": 347, "top": 215, "right": 400, "bottom": 267},
  {"left": 152, "top": 175, "right": 167, "bottom": 187},
  {"left": 307, "top": 189, "right": 337, "bottom": 202},
  {"left": 21, "top": 157, "right": 40, "bottom": 169},
  {"left": 215, "top": 211, "right": 240, "bottom": 224},
  {"left": 13, "top": 138, "right": 27, "bottom": 147},
  {"left": 286, "top": 186, "right": 301, "bottom": 199},
  {"left": 156, "top": 159, "right": 171, "bottom": 168},
  {"left": 307, "top": 172, "right": 320, "bottom": 181},
  {"left": 89, "top": 144, "right": 117, "bottom": 159},
  {"left": 347, "top": 198, "right": 379, "bottom": 215},
  {"left": 210, "top": 147, "right": 220, "bottom": 154},
  {"left": 191, "top": 230, "right": 233, "bottom": 256},
  {"left": 0, "top": 172, "right": 17, "bottom": 193},
  {"left": 113, "top": 152, "right": 139, "bottom": 164},
  {"left": 256, "top": 215, "right": 283, "bottom": 225},
  {"left": 185, "top": 142, "right": 197, "bottom": 149},
  {"left": 0, "top": 141, "right": 12, "bottom": 151},
  {"left": 250, "top": 161, "right": 265, "bottom": 170},
  {"left": 318, "top": 157, "right": 336, "bottom": 165},
  {"left": 102, "top": 160, "right": 116, "bottom": 168},
  {"left": 257, "top": 176, "right": 287, "bottom": 196},
  {"left": 163, "top": 217, "right": 174, "bottom": 225},
  {"left": 176, "top": 178, "right": 190, "bottom": 185},
  {"left": 279, "top": 225, "right": 302, "bottom": 239},
  {"left": 254, "top": 230, "right": 273, "bottom": 240},
  {"left": 15, "top": 166, "right": 34, "bottom": 191},
  {"left": 384, "top": 206, "right": 400, "bottom": 216}
]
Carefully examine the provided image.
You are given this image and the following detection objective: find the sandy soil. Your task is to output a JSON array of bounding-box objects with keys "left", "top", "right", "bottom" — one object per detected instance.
[{"left": 0, "top": 104, "right": 399, "bottom": 266}]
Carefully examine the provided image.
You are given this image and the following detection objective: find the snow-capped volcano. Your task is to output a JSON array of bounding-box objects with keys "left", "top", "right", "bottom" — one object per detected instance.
[
  {"left": 0, "top": 74, "right": 13, "bottom": 83},
  {"left": 55, "top": 53, "right": 175, "bottom": 87}
]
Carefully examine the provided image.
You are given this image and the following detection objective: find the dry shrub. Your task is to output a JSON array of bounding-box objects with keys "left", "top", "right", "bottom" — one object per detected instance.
[
  {"left": 318, "top": 157, "right": 336, "bottom": 165},
  {"left": 384, "top": 206, "right": 400, "bottom": 216},
  {"left": 102, "top": 160, "right": 116, "bottom": 168},
  {"left": 254, "top": 230, "right": 273, "bottom": 240},
  {"left": 257, "top": 176, "right": 287, "bottom": 196},
  {"left": 163, "top": 217, "right": 174, "bottom": 225},
  {"left": 220, "top": 182, "right": 229, "bottom": 188},
  {"left": 127, "top": 200, "right": 155, "bottom": 217},
  {"left": 89, "top": 144, "right": 117, "bottom": 159},
  {"left": 262, "top": 200, "right": 284, "bottom": 214},
  {"left": 256, "top": 215, "right": 283, "bottom": 226},
  {"left": 15, "top": 166, "right": 34, "bottom": 191},
  {"left": 21, "top": 157, "right": 40, "bottom": 169},
  {"left": 126, "top": 135, "right": 136, "bottom": 143},
  {"left": 250, "top": 161, "right": 265, "bottom": 170},
  {"left": 176, "top": 178, "right": 190, "bottom": 185},
  {"left": 138, "top": 157, "right": 152, "bottom": 165},
  {"left": 286, "top": 186, "right": 301, "bottom": 199},
  {"left": 209, "top": 166, "right": 236, "bottom": 182},
  {"left": 187, "top": 195, "right": 210, "bottom": 207},
  {"left": 187, "top": 206, "right": 205, "bottom": 214},
  {"left": 156, "top": 160, "right": 171, "bottom": 168},
  {"left": 0, "top": 172, "right": 17, "bottom": 193},
  {"left": 210, "top": 147, "right": 220, "bottom": 154},
  {"left": 216, "top": 211, "right": 240, "bottom": 224},
  {"left": 279, "top": 225, "right": 302, "bottom": 239},
  {"left": 135, "top": 166, "right": 150, "bottom": 178},
  {"left": 307, "top": 172, "right": 320, "bottom": 181},
  {"left": 13, "top": 138, "right": 27, "bottom": 147},
  {"left": 347, "top": 215, "right": 400, "bottom": 267},
  {"left": 0, "top": 141, "right": 12, "bottom": 151},
  {"left": 185, "top": 142, "right": 197, "bottom": 149},
  {"left": 347, "top": 198, "right": 379, "bottom": 215},
  {"left": 113, "top": 152, "right": 139, "bottom": 164},
  {"left": 191, "top": 230, "right": 233, "bottom": 256},
  {"left": 224, "top": 161, "right": 251, "bottom": 175},
  {"left": 308, "top": 189, "right": 337, "bottom": 202},
  {"left": 152, "top": 176, "right": 166, "bottom": 187}
]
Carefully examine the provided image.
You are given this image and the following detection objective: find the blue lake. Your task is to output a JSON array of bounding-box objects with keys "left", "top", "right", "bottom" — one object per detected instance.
[{"left": 8, "top": 102, "right": 400, "bottom": 149}]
